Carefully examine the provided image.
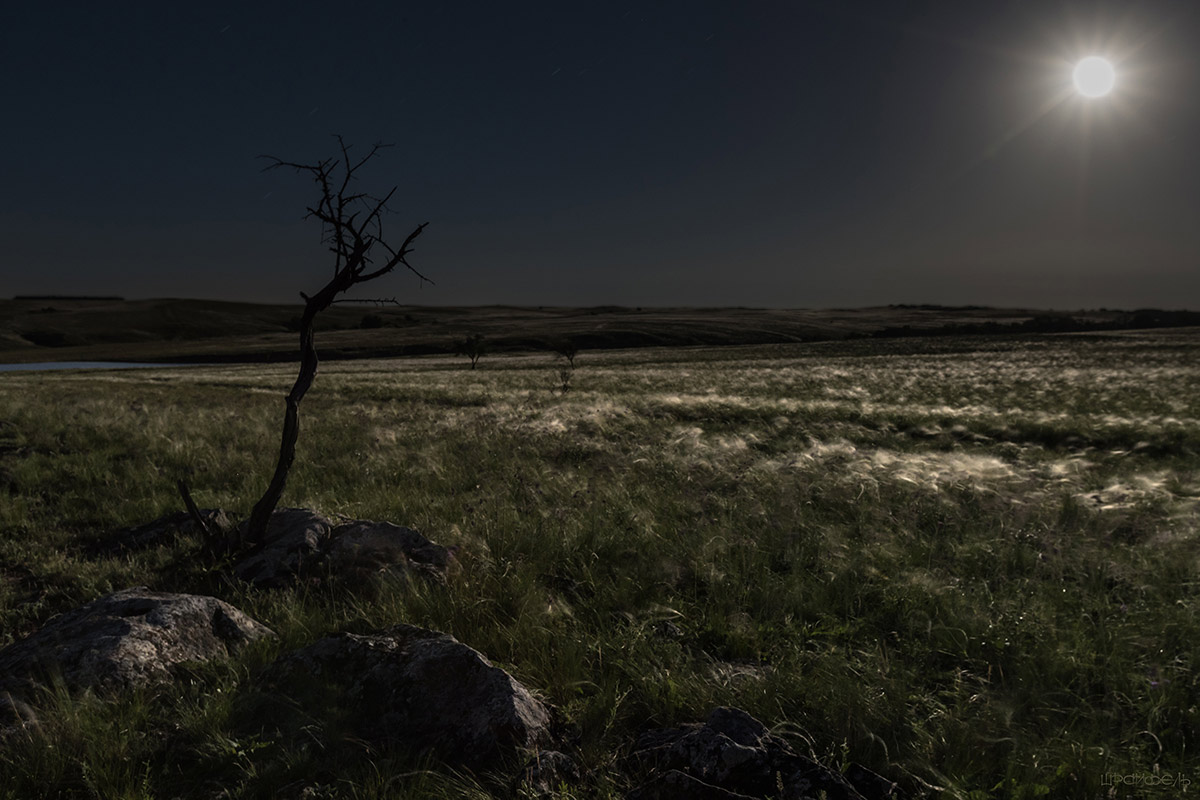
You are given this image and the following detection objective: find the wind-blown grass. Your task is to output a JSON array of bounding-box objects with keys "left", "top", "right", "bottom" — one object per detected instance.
[{"left": 1, "top": 330, "right": 1198, "bottom": 798}]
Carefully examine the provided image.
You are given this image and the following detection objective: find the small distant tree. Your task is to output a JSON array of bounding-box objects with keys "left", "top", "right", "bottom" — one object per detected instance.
[
  {"left": 455, "top": 333, "right": 486, "bottom": 369},
  {"left": 551, "top": 339, "right": 578, "bottom": 368},
  {"left": 556, "top": 360, "right": 574, "bottom": 394},
  {"left": 237, "top": 138, "right": 430, "bottom": 548}
]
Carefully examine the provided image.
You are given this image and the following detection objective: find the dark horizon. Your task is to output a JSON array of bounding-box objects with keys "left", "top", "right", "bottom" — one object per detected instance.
[
  {"left": 4, "top": 1, "right": 1198, "bottom": 309},
  {"left": 8, "top": 295, "right": 1200, "bottom": 316}
]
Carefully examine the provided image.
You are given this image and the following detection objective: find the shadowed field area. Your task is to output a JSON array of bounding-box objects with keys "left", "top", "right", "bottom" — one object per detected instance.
[{"left": 0, "top": 329, "right": 1197, "bottom": 798}]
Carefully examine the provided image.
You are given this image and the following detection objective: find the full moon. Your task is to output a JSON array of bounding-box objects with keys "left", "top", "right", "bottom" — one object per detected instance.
[{"left": 1073, "top": 56, "right": 1115, "bottom": 97}]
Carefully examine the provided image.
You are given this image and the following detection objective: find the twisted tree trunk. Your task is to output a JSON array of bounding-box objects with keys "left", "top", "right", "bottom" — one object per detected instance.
[
  {"left": 245, "top": 298, "right": 321, "bottom": 545},
  {"left": 240, "top": 138, "right": 430, "bottom": 549}
]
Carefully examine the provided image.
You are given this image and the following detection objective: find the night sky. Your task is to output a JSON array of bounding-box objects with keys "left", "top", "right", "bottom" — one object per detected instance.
[{"left": 4, "top": 1, "right": 1198, "bottom": 309}]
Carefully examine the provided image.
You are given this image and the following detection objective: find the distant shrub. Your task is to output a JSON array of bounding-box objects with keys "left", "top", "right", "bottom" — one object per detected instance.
[
  {"left": 360, "top": 314, "right": 385, "bottom": 329},
  {"left": 557, "top": 362, "right": 574, "bottom": 394},
  {"left": 550, "top": 339, "right": 579, "bottom": 368},
  {"left": 454, "top": 334, "right": 487, "bottom": 369}
]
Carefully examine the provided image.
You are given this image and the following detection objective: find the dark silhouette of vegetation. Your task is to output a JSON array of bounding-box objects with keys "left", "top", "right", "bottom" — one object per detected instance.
[
  {"left": 360, "top": 314, "right": 385, "bottom": 329},
  {"left": 551, "top": 339, "right": 579, "bottom": 368},
  {"left": 556, "top": 360, "right": 574, "bottom": 394},
  {"left": 196, "top": 138, "right": 431, "bottom": 549},
  {"left": 455, "top": 333, "right": 486, "bottom": 369},
  {"left": 868, "top": 309, "right": 1200, "bottom": 340}
]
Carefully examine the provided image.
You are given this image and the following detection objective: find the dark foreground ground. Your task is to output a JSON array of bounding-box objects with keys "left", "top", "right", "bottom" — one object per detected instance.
[{"left": 2, "top": 297, "right": 1197, "bottom": 364}]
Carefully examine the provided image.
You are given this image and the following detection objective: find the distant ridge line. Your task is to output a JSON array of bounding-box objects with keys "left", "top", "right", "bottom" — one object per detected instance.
[{"left": 13, "top": 295, "right": 125, "bottom": 301}]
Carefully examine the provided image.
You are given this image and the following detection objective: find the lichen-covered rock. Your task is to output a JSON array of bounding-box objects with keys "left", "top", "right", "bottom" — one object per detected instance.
[
  {"left": 0, "top": 588, "right": 275, "bottom": 697},
  {"left": 627, "top": 707, "right": 899, "bottom": 800},
  {"left": 325, "top": 520, "right": 454, "bottom": 580},
  {"left": 231, "top": 510, "right": 453, "bottom": 589},
  {"left": 265, "top": 624, "right": 551, "bottom": 769},
  {"left": 232, "top": 508, "right": 334, "bottom": 587}
]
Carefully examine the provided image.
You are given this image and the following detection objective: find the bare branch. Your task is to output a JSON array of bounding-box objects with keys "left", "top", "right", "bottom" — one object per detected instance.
[
  {"left": 350, "top": 141, "right": 394, "bottom": 175},
  {"left": 177, "top": 479, "right": 214, "bottom": 539},
  {"left": 362, "top": 187, "right": 398, "bottom": 233},
  {"left": 358, "top": 222, "right": 430, "bottom": 282}
]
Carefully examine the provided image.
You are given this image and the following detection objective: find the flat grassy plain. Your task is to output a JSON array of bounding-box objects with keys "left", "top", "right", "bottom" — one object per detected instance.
[{"left": 1, "top": 329, "right": 1198, "bottom": 798}]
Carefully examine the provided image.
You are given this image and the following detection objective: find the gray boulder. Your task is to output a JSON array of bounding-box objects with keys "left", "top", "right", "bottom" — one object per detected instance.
[
  {"left": 324, "top": 519, "right": 454, "bottom": 580},
  {"left": 628, "top": 707, "right": 899, "bottom": 800},
  {"left": 232, "top": 508, "right": 334, "bottom": 587},
  {"left": 264, "top": 624, "right": 551, "bottom": 769},
  {"left": 0, "top": 587, "right": 274, "bottom": 697},
  {"left": 232, "top": 510, "right": 453, "bottom": 589}
]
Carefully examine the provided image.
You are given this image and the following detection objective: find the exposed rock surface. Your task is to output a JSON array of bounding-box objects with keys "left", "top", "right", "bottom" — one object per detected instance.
[
  {"left": 264, "top": 624, "right": 551, "bottom": 769},
  {"left": 627, "top": 707, "right": 899, "bottom": 800},
  {"left": 0, "top": 587, "right": 274, "bottom": 697},
  {"left": 232, "top": 509, "right": 453, "bottom": 588},
  {"left": 232, "top": 508, "right": 333, "bottom": 587},
  {"left": 324, "top": 519, "right": 453, "bottom": 580}
]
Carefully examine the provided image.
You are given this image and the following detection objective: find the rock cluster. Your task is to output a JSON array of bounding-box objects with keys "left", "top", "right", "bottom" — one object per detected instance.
[
  {"left": 0, "top": 589, "right": 553, "bottom": 771},
  {"left": 109, "top": 508, "right": 455, "bottom": 589},
  {"left": 230, "top": 508, "right": 454, "bottom": 588},
  {"left": 3, "top": 509, "right": 903, "bottom": 795}
]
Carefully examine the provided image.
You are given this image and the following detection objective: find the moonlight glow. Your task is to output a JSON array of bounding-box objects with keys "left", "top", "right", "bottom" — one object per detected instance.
[{"left": 1073, "top": 56, "right": 1115, "bottom": 97}]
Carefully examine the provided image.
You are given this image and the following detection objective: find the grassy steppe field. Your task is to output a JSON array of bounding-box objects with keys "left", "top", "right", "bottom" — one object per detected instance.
[{"left": 1, "top": 330, "right": 1198, "bottom": 798}]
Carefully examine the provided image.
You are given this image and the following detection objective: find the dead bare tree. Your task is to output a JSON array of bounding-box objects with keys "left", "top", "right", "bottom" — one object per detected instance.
[{"left": 242, "top": 137, "right": 430, "bottom": 547}]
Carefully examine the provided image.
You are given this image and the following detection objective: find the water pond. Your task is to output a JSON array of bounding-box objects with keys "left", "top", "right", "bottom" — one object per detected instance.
[{"left": 0, "top": 361, "right": 192, "bottom": 373}]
